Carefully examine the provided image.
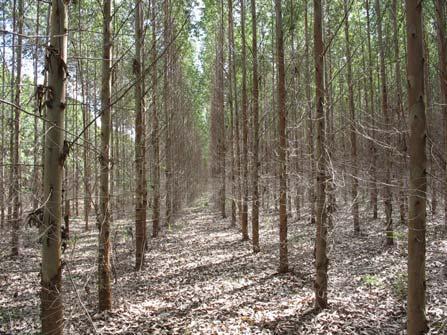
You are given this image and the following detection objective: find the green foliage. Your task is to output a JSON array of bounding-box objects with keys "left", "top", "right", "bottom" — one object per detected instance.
[
  {"left": 391, "top": 272, "right": 408, "bottom": 300},
  {"left": 361, "top": 274, "right": 381, "bottom": 288}
]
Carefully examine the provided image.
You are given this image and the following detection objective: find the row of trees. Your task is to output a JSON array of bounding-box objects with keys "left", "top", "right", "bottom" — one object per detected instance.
[
  {"left": 1, "top": 0, "right": 207, "bottom": 333},
  {"left": 0, "top": 0, "right": 443, "bottom": 333},
  {"left": 206, "top": 0, "right": 441, "bottom": 333}
]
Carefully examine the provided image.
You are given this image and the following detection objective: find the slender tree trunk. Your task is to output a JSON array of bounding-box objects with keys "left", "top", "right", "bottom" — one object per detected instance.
[
  {"left": 240, "top": 0, "right": 249, "bottom": 240},
  {"left": 314, "top": 0, "right": 328, "bottom": 310},
  {"left": 435, "top": 0, "right": 447, "bottom": 231},
  {"left": 366, "top": 0, "right": 378, "bottom": 219},
  {"left": 32, "top": 0, "right": 41, "bottom": 211},
  {"left": 151, "top": 0, "right": 160, "bottom": 238},
  {"left": 219, "top": 2, "right": 226, "bottom": 219},
  {"left": 8, "top": 0, "right": 16, "bottom": 237},
  {"left": 11, "top": 0, "right": 23, "bottom": 256},
  {"left": 230, "top": 1, "right": 242, "bottom": 227},
  {"left": 304, "top": 0, "right": 315, "bottom": 225},
  {"left": 78, "top": 7, "right": 92, "bottom": 230},
  {"left": 251, "top": 0, "right": 260, "bottom": 253},
  {"left": 134, "top": 0, "right": 147, "bottom": 271},
  {"left": 82, "top": 102, "right": 91, "bottom": 230},
  {"left": 392, "top": 0, "right": 407, "bottom": 226},
  {"left": 375, "top": 0, "right": 394, "bottom": 246},
  {"left": 424, "top": 30, "right": 437, "bottom": 218},
  {"left": 164, "top": 0, "right": 173, "bottom": 228},
  {"left": 228, "top": 0, "right": 237, "bottom": 227},
  {"left": 343, "top": 0, "right": 359, "bottom": 235},
  {"left": 406, "top": 1, "right": 427, "bottom": 333},
  {"left": 40, "top": 0, "right": 68, "bottom": 332},
  {"left": 0, "top": 8, "right": 5, "bottom": 229},
  {"left": 98, "top": 0, "right": 113, "bottom": 312},
  {"left": 275, "top": 0, "right": 288, "bottom": 273}
]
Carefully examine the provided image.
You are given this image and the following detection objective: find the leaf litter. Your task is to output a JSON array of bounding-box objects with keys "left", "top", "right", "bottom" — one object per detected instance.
[{"left": 0, "top": 198, "right": 446, "bottom": 334}]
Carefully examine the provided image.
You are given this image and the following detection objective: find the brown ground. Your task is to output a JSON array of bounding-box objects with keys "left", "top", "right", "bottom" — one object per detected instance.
[{"left": 1, "top": 197, "right": 446, "bottom": 334}]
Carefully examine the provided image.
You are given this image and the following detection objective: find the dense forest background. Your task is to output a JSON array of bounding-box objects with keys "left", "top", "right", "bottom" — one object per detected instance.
[{"left": 0, "top": 0, "right": 446, "bottom": 334}]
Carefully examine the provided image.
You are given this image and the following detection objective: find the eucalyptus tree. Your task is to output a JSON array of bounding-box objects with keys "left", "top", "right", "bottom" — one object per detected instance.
[
  {"left": 228, "top": 0, "right": 237, "bottom": 226},
  {"left": 134, "top": 0, "right": 147, "bottom": 270},
  {"left": 365, "top": 0, "right": 378, "bottom": 219},
  {"left": 164, "top": 0, "right": 173, "bottom": 228},
  {"left": 98, "top": 0, "right": 113, "bottom": 311},
  {"left": 251, "top": 0, "right": 260, "bottom": 253},
  {"left": 406, "top": 2, "right": 427, "bottom": 333},
  {"left": 392, "top": 0, "right": 407, "bottom": 226},
  {"left": 275, "top": 0, "right": 288, "bottom": 273},
  {"left": 210, "top": 0, "right": 226, "bottom": 218},
  {"left": 151, "top": 0, "right": 161, "bottom": 238},
  {"left": 375, "top": 0, "right": 394, "bottom": 246},
  {"left": 240, "top": 0, "right": 249, "bottom": 240},
  {"left": 11, "top": 0, "right": 24, "bottom": 256},
  {"left": 40, "top": 0, "right": 69, "bottom": 332},
  {"left": 304, "top": 0, "right": 315, "bottom": 224},
  {"left": 314, "top": 0, "right": 328, "bottom": 310},
  {"left": 343, "top": 0, "right": 359, "bottom": 235},
  {"left": 434, "top": 0, "right": 447, "bottom": 230}
]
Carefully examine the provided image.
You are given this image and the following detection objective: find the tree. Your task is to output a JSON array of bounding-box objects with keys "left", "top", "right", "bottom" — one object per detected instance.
[
  {"left": 32, "top": 0, "right": 41, "bottom": 211},
  {"left": 210, "top": 1, "right": 226, "bottom": 218},
  {"left": 164, "top": 0, "right": 173, "bottom": 228},
  {"left": 343, "top": 0, "right": 359, "bottom": 235},
  {"left": 151, "top": 0, "right": 161, "bottom": 238},
  {"left": 134, "top": 0, "right": 147, "bottom": 271},
  {"left": 40, "top": 0, "right": 68, "bottom": 332},
  {"left": 406, "top": 1, "right": 427, "bottom": 333},
  {"left": 314, "top": 0, "right": 328, "bottom": 310},
  {"left": 365, "top": 0, "right": 378, "bottom": 219},
  {"left": 240, "top": 0, "right": 249, "bottom": 241},
  {"left": 11, "top": 0, "right": 23, "bottom": 256},
  {"left": 434, "top": 0, "right": 447, "bottom": 231},
  {"left": 392, "top": 0, "right": 407, "bottom": 226},
  {"left": 275, "top": 0, "right": 288, "bottom": 273},
  {"left": 251, "top": 0, "right": 260, "bottom": 253},
  {"left": 304, "top": 0, "right": 315, "bottom": 225},
  {"left": 98, "top": 0, "right": 113, "bottom": 312},
  {"left": 375, "top": 0, "right": 393, "bottom": 246},
  {"left": 218, "top": 0, "right": 226, "bottom": 218},
  {"left": 228, "top": 0, "right": 237, "bottom": 227}
]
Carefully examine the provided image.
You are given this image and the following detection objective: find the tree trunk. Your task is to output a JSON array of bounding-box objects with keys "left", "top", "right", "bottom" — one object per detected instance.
[
  {"left": 275, "top": 0, "right": 288, "bottom": 274},
  {"left": 375, "top": 0, "right": 394, "bottom": 246},
  {"left": 406, "top": 1, "right": 427, "bottom": 333},
  {"left": 435, "top": 0, "right": 447, "bottom": 231},
  {"left": 343, "top": 0, "right": 359, "bottom": 235},
  {"left": 314, "top": 0, "right": 328, "bottom": 310},
  {"left": 98, "top": 0, "right": 113, "bottom": 312},
  {"left": 134, "top": 0, "right": 147, "bottom": 271},
  {"left": 218, "top": 1, "right": 226, "bottom": 219},
  {"left": 151, "top": 0, "right": 161, "bottom": 238},
  {"left": 240, "top": 0, "right": 249, "bottom": 240},
  {"left": 365, "top": 0, "right": 378, "bottom": 219},
  {"left": 231, "top": 0, "right": 242, "bottom": 228},
  {"left": 304, "top": 0, "right": 315, "bottom": 225},
  {"left": 40, "top": 0, "right": 68, "bottom": 332},
  {"left": 82, "top": 101, "right": 91, "bottom": 231},
  {"left": 11, "top": 0, "right": 23, "bottom": 256},
  {"left": 228, "top": 0, "right": 237, "bottom": 227},
  {"left": 392, "top": 0, "right": 407, "bottom": 226},
  {"left": 32, "top": 0, "right": 41, "bottom": 211},
  {"left": 164, "top": 0, "right": 173, "bottom": 228},
  {"left": 0, "top": 7, "right": 5, "bottom": 229},
  {"left": 251, "top": 0, "right": 260, "bottom": 253}
]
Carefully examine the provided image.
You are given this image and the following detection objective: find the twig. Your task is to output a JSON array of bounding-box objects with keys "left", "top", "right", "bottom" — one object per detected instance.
[{"left": 65, "top": 252, "right": 97, "bottom": 334}]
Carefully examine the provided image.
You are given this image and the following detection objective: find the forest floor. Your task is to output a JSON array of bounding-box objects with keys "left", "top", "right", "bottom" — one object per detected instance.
[{"left": 1, "top": 197, "right": 447, "bottom": 334}]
